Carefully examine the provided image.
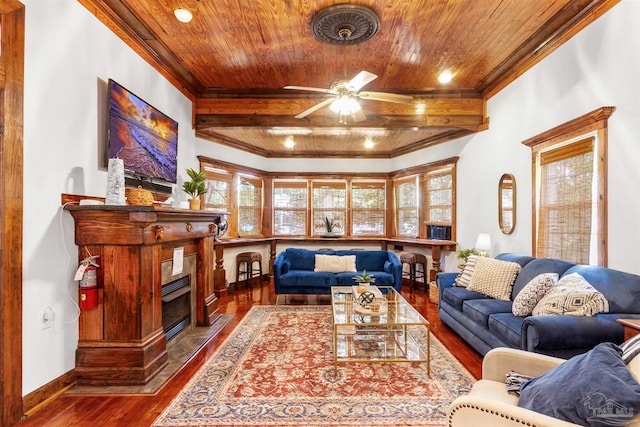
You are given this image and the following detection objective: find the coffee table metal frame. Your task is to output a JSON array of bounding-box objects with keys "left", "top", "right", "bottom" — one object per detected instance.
[{"left": 330, "top": 285, "right": 430, "bottom": 375}]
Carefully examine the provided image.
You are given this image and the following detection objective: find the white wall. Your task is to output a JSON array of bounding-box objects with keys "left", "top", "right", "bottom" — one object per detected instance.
[{"left": 21, "top": 0, "right": 637, "bottom": 396}]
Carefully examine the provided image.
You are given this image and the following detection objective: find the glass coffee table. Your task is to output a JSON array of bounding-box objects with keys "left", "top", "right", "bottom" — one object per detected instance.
[{"left": 330, "top": 285, "right": 430, "bottom": 374}]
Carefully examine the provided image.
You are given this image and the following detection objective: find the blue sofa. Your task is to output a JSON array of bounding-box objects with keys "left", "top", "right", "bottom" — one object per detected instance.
[
  {"left": 273, "top": 248, "right": 402, "bottom": 295},
  {"left": 437, "top": 253, "right": 640, "bottom": 358}
]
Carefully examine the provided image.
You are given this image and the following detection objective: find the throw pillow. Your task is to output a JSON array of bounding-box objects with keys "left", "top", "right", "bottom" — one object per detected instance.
[
  {"left": 455, "top": 255, "right": 478, "bottom": 288},
  {"left": 511, "top": 273, "right": 558, "bottom": 316},
  {"left": 466, "top": 257, "right": 522, "bottom": 301},
  {"left": 621, "top": 334, "right": 640, "bottom": 365},
  {"left": 532, "top": 272, "right": 609, "bottom": 316},
  {"left": 518, "top": 342, "right": 640, "bottom": 426},
  {"left": 506, "top": 371, "right": 533, "bottom": 396},
  {"left": 314, "top": 255, "right": 357, "bottom": 273}
]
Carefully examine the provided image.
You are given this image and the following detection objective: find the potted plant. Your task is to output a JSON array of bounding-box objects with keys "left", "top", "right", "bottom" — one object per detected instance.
[
  {"left": 353, "top": 270, "right": 376, "bottom": 286},
  {"left": 319, "top": 216, "right": 342, "bottom": 235},
  {"left": 456, "top": 247, "right": 480, "bottom": 269},
  {"left": 457, "top": 248, "right": 480, "bottom": 261},
  {"left": 182, "top": 168, "right": 208, "bottom": 209}
]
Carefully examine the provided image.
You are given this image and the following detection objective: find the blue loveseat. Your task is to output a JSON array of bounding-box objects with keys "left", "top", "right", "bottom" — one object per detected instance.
[
  {"left": 273, "top": 248, "right": 402, "bottom": 295},
  {"left": 437, "top": 253, "right": 640, "bottom": 358}
]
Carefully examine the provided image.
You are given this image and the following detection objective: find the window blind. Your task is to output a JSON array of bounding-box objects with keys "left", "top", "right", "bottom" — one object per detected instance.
[
  {"left": 312, "top": 181, "right": 347, "bottom": 235},
  {"left": 238, "top": 176, "right": 263, "bottom": 236},
  {"left": 537, "top": 137, "right": 595, "bottom": 264},
  {"left": 394, "top": 176, "right": 419, "bottom": 237},
  {"left": 351, "top": 181, "right": 385, "bottom": 236},
  {"left": 273, "top": 180, "right": 308, "bottom": 235}
]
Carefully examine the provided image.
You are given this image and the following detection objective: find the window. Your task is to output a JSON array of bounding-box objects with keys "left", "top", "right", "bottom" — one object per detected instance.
[
  {"left": 351, "top": 181, "right": 386, "bottom": 236},
  {"left": 537, "top": 137, "right": 595, "bottom": 264},
  {"left": 312, "top": 181, "right": 347, "bottom": 235},
  {"left": 523, "top": 107, "right": 614, "bottom": 266},
  {"left": 394, "top": 176, "right": 419, "bottom": 237},
  {"left": 273, "top": 180, "right": 308, "bottom": 235},
  {"left": 237, "top": 175, "right": 263, "bottom": 236},
  {"left": 423, "top": 167, "right": 454, "bottom": 240},
  {"left": 203, "top": 167, "right": 231, "bottom": 211}
]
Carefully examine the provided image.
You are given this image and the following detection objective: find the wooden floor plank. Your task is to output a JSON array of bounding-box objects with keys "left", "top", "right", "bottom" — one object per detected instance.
[{"left": 18, "top": 281, "right": 482, "bottom": 427}]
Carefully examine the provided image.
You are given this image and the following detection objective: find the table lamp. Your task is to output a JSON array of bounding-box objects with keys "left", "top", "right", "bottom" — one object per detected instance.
[{"left": 475, "top": 233, "right": 491, "bottom": 257}]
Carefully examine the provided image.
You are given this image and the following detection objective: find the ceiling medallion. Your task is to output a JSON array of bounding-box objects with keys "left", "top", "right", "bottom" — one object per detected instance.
[{"left": 311, "top": 4, "right": 380, "bottom": 45}]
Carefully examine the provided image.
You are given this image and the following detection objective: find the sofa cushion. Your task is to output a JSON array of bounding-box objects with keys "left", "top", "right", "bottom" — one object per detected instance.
[
  {"left": 442, "top": 286, "right": 487, "bottom": 311},
  {"left": 565, "top": 265, "right": 640, "bottom": 314},
  {"left": 455, "top": 255, "right": 478, "bottom": 288},
  {"left": 314, "top": 254, "right": 356, "bottom": 273},
  {"left": 512, "top": 273, "right": 558, "bottom": 316},
  {"left": 510, "top": 258, "right": 575, "bottom": 299},
  {"left": 519, "top": 342, "right": 640, "bottom": 426},
  {"left": 354, "top": 250, "right": 391, "bottom": 272},
  {"left": 488, "top": 313, "right": 525, "bottom": 347},
  {"left": 463, "top": 299, "right": 513, "bottom": 327},
  {"left": 335, "top": 271, "right": 394, "bottom": 286},
  {"left": 533, "top": 272, "right": 609, "bottom": 316},
  {"left": 277, "top": 269, "right": 336, "bottom": 288},
  {"left": 467, "top": 257, "right": 522, "bottom": 301},
  {"left": 285, "top": 248, "right": 317, "bottom": 270}
]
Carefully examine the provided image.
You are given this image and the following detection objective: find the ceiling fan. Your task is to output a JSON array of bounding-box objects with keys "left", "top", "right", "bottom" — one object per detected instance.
[{"left": 284, "top": 70, "right": 413, "bottom": 123}]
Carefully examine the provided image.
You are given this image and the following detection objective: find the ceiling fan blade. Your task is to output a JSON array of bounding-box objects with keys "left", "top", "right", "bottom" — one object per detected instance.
[
  {"left": 358, "top": 91, "right": 413, "bottom": 104},
  {"left": 351, "top": 109, "right": 367, "bottom": 122},
  {"left": 294, "top": 97, "right": 336, "bottom": 119},
  {"left": 346, "top": 71, "right": 377, "bottom": 91},
  {"left": 284, "top": 85, "right": 336, "bottom": 94}
]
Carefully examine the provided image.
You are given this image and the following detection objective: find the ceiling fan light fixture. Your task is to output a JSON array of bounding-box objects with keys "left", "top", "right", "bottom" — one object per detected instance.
[
  {"left": 329, "top": 96, "right": 361, "bottom": 114},
  {"left": 174, "top": 8, "right": 193, "bottom": 23}
]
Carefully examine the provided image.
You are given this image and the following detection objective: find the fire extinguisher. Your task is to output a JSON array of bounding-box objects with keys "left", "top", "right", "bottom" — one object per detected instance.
[{"left": 75, "top": 255, "right": 100, "bottom": 309}]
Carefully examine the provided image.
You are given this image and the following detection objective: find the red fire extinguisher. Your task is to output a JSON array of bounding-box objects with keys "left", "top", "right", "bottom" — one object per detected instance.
[{"left": 76, "top": 255, "right": 99, "bottom": 309}]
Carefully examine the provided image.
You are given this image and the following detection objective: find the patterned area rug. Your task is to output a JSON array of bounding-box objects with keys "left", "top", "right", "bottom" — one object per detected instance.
[{"left": 153, "top": 305, "right": 475, "bottom": 427}]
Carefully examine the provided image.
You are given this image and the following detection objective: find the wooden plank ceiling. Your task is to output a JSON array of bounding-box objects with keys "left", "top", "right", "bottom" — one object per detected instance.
[{"left": 78, "top": 0, "right": 616, "bottom": 158}]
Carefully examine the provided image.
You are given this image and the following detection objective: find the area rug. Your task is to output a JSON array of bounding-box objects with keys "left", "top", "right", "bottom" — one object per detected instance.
[{"left": 152, "top": 305, "right": 475, "bottom": 427}]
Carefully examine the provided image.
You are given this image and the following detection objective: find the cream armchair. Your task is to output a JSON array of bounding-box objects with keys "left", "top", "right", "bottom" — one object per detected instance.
[{"left": 447, "top": 347, "right": 640, "bottom": 427}]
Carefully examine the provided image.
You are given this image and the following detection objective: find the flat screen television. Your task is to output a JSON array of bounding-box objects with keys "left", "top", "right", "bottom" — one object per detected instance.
[{"left": 107, "top": 79, "right": 178, "bottom": 185}]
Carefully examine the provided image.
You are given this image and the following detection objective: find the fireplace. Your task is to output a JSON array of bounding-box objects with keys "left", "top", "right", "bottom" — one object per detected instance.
[
  {"left": 161, "top": 254, "right": 197, "bottom": 341},
  {"left": 162, "top": 276, "right": 191, "bottom": 341}
]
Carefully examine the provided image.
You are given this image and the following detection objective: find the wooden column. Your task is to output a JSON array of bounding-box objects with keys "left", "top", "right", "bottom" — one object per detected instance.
[{"left": 66, "top": 205, "right": 222, "bottom": 386}]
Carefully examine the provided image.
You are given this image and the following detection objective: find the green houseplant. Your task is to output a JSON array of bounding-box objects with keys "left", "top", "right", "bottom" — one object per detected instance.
[
  {"left": 182, "top": 168, "right": 208, "bottom": 209},
  {"left": 457, "top": 248, "right": 480, "bottom": 261},
  {"left": 319, "top": 216, "right": 342, "bottom": 234},
  {"left": 352, "top": 270, "right": 376, "bottom": 284}
]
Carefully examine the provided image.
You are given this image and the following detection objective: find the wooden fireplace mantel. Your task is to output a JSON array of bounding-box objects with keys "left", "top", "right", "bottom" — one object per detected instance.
[{"left": 65, "top": 205, "right": 224, "bottom": 386}]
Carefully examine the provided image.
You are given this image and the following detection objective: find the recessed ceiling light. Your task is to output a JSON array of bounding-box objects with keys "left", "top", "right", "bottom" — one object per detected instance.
[
  {"left": 174, "top": 8, "right": 193, "bottom": 23},
  {"left": 284, "top": 136, "right": 295, "bottom": 148},
  {"left": 438, "top": 70, "right": 453, "bottom": 84},
  {"left": 364, "top": 138, "right": 374, "bottom": 149}
]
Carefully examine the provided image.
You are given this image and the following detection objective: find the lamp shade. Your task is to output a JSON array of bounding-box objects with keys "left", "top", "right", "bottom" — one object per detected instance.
[{"left": 475, "top": 233, "right": 491, "bottom": 254}]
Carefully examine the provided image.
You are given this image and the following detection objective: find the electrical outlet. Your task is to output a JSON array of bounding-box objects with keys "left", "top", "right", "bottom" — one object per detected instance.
[{"left": 41, "top": 307, "right": 53, "bottom": 330}]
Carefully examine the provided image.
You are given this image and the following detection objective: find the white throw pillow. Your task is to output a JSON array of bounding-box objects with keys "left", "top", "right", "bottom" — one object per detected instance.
[
  {"left": 532, "top": 272, "right": 609, "bottom": 316},
  {"left": 466, "top": 257, "right": 522, "bottom": 301},
  {"left": 512, "top": 273, "right": 558, "bottom": 316},
  {"left": 455, "top": 255, "right": 479, "bottom": 288},
  {"left": 314, "top": 254, "right": 357, "bottom": 273}
]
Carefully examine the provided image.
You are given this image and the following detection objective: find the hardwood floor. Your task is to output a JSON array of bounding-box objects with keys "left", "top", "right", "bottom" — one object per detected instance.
[{"left": 18, "top": 281, "right": 482, "bottom": 427}]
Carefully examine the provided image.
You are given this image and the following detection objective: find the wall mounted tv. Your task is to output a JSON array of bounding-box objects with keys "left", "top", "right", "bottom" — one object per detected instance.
[{"left": 107, "top": 79, "right": 178, "bottom": 188}]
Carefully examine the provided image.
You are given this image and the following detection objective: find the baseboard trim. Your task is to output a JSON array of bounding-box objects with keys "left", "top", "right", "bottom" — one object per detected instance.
[{"left": 23, "top": 370, "right": 76, "bottom": 415}]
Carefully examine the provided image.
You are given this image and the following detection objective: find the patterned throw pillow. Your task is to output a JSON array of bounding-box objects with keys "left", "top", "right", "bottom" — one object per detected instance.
[
  {"left": 455, "top": 255, "right": 478, "bottom": 287},
  {"left": 621, "top": 334, "right": 640, "bottom": 364},
  {"left": 532, "top": 272, "right": 609, "bottom": 316},
  {"left": 466, "top": 257, "right": 522, "bottom": 301},
  {"left": 512, "top": 273, "right": 558, "bottom": 316}
]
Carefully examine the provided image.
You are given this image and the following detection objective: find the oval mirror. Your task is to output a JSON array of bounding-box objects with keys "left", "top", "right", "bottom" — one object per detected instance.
[{"left": 498, "top": 174, "right": 516, "bottom": 234}]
